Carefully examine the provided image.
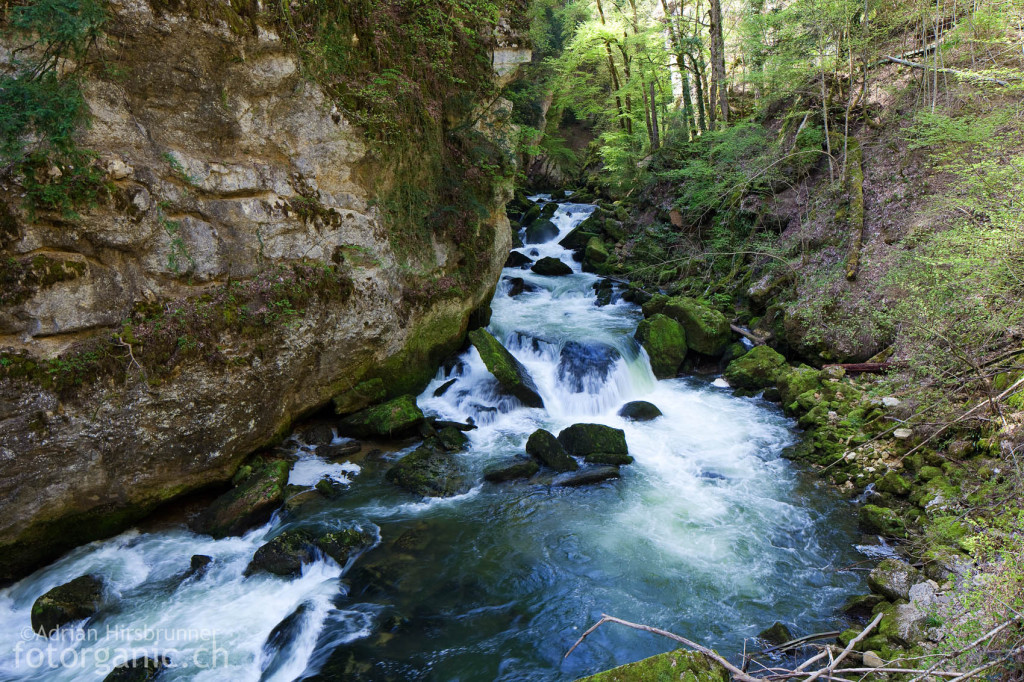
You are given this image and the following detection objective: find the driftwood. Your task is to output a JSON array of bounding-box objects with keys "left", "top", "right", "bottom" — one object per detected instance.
[
  {"left": 566, "top": 612, "right": 1022, "bottom": 682},
  {"left": 822, "top": 362, "right": 894, "bottom": 375},
  {"left": 730, "top": 324, "right": 769, "bottom": 346},
  {"left": 884, "top": 55, "right": 1011, "bottom": 87}
]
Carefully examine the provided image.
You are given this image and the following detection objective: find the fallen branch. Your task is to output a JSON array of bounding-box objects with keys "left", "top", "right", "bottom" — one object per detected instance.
[
  {"left": 803, "top": 612, "right": 883, "bottom": 682},
  {"left": 564, "top": 614, "right": 762, "bottom": 682},
  {"left": 822, "top": 362, "right": 895, "bottom": 375},
  {"left": 731, "top": 324, "right": 769, "bottom": 346},
  {"left": 884, "top": 55, "right": 1011, "bottom": 87}
]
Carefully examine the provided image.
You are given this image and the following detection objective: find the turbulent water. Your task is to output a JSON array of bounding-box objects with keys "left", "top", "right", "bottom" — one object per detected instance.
[{"left": 0, "top": 198, "right": 864, "bottom": 681}]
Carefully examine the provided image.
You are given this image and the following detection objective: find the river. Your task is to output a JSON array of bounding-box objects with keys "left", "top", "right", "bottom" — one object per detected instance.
[{"left": 0, "top": 197, "right": 864, "bottom": 681}]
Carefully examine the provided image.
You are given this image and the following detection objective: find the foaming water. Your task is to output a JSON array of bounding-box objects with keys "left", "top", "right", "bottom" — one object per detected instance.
[{"left": 0, "top": 197, "right": 863, "bottom": 681}]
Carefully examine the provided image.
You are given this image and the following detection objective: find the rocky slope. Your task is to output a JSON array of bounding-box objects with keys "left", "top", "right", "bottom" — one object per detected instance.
[{"left": 0, "top": 0, "right": 530, "bottom": 582}]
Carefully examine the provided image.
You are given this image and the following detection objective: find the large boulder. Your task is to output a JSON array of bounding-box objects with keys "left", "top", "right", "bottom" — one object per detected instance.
[
  {"left": 618, "top": 401, "right": 663, "bottom": 421},
  {"left": 247, "top": 527, "right": 374, "bottom": 576},
  {"left": 584, "top": 236, "right": 610, "bottom": 265},
  {"left": 868, "top": 558, "right": 921, "bottom": 602},
  {"left": 192, "top": 458, "right": 290, "bottom": 538},
  {"left": 724, "top": 345, "right": 788, "bottom": 391},
  {"left": 385, "top": 445, "right": 468, "bottom": 497},
  {"left": 859, "top": 504, "right": 907, "bottom": 538},
  {"left": 31, "top": 575, "right": 104, "bottom": 636},
  {"left": 505, "top": 251, "right": 533, "bottom": 269},
  {"left": 468, "top": 329, "right": 544, "bottom": 408},
  {"left": 525, "top": 219, "right": 560, "bottom": 244},
  {"left": 634, "top": 314, "right": 687, "bottom": 379},
  {"left": 531, "top": 257, "right": 573, "bottom": 276},
  {"left": 557, "top": 341, "right": 620, "bottom": 393},
  {"left": 557, "top": 424, "right": 632, "bottom": 465},
  {"left": 526, "top": 429, "right": 578, "bottom": 472},
  {"left": 777, "top": 365, "right": 822, "bottom": 408},
  {"left": 558, "top": 224, "right": 599, "bottom": 251},
  {"left": 661, "top": 297, "right": 732, "bottom": 356},
  {"left": 339, "top": 394, "right": 424, "bottom": 438}
]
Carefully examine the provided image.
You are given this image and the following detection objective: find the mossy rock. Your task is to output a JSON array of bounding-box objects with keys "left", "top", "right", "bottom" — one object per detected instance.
[
  {"left": 526, "top": 428, "right": 578, "bottom": 472},
  {"left": 339, "top": 394, "right": 424, "bottom": 438},
  {"left": 525, "top": 219, "right": 560, "bottom": 244},
  {"left": 841, "top": 593, "right": 886, "bottom": 619},
  {"left": 721, "top": 342, "right": 748, "bottom": 366},
  {"left": 316, "top": 528, "right": 376, "bottom": 566},
  {"left": 437, "top": 425, "right": 469, "bottom": 451},
  {"left": 31, "top": 574, "right": 104, "bottom": 636},
  {"left": 641, "top": 293, "right": 670, "bottom": 317},
  {"left": 520, "top": 203, "right": 542, "bottom": 225},
  {"left": 246, "top": 530, "right": 319, "bottom": 576},
  {"left": 559, "top": 225, "right": 600, "bottom": 250},
  {"left": 758, "top": 621, "right": 793, "bottom": 646},
  {"left": 102, "top": 656, "right": 170, "bottom": 682},
  {"left": 860, "top": 504, "right": 907, "bottom": 538},
  {"left": 532, "top": 257, "right": 573, "bottom": 276},
  {"left": 585, "top": 236, "right": 610, "bottom": 265},
  {"left": 777, "top": 366, "right": 823, "bottom": 413},
  {"left": 723, "top": 346, "right": 788, "bottom": 391},
  {"left": 385, "top": 445, "right": 468, "bottom": 497},
  {"left": 331, "top": 378, "right": 387, "bottom": 414},
  {"left": 868, "top": 558, "right": 920, "bottom": 601},
  {"left": 576, "top": 648, "right": 729, "bottom": 682},
  {"left": 505, "top": 251, "right": 533, "bottom": 268},
  {"left": 618, "top": 401, "right": 663, "bottom": 421},
  {"left": 661, "top": 297, "right": 732, "bottom": 356},
  {"left": 557, "top": 424, "right": 629, "bottom": 464},
  {"left": 917, "top": 466, "right": 943, "bottom": 482},
  {"left": 484, "top": 458, "right": 540, "bottom": 482},
  {"left": 540, "top": 201, "right": 559, "bottom": 219},
  {"left": 875, "top": 471, "right": 911, "bottom": 497},
  {"left": 469, "top": 328, "right": 544, "bottom": 408},
  {"left": 193, "top": 459, "right": 290, "bottom": 539},
  {"left": 634, "top": 314, "right": 687, "bottom": 379}
]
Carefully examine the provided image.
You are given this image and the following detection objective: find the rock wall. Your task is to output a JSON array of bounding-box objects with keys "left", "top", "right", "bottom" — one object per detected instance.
[{"left": 0, "top": 0, "right": 528, "bottom": 582}]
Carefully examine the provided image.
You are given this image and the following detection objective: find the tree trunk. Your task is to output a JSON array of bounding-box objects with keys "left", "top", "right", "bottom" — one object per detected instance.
[
  {"left": 650, "top": 80, "right": 660, "bottom": 149},
  {"left": 709, "top": 0, "right": 729, "bottom": 125},
  {"left": 595, "top": 0, "right": 627, "bottom": 130}
]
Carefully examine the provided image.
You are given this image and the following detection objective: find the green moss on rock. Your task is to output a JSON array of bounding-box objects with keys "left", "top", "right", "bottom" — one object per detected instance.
[
  {"left": 661, "top": 297, "right": 732, "bottom": 356},
  {"left": 634, "top": 314, "right": 687, "bottom": 379},
  {"left": 468, "top": 328, "right": 544, "bottom": 408},
  {"left": 723, "top": 345, "right": 788, "bottom": 391},
  {"left": 192, "top": 459, "right": 290, "bottom": 539},
  {"left": 859, "top": 504, "right": 908, "bottom": 538},
  {"left": 385, "top": 444, "right": 468, "bottom": 497},
  {"left": 557, "top": 423, "right": 630, "bottom": 464},
  {"left": 526, "top": 428, "right": 578, "bottom": 472},
  {"left": 31, "top": 575, "right": 104, "bottom": 636},
  {"left": 585, "top": 236, "right": 610, "bottom": 265},
  {"left": 576, "top": 649, "right": 729, "bottom": 682},
  {"left": 484, "top": 458, "right": 540, "bottom": 482},
  {"left": 339, "top": 394, "right": 424, "bottom": 438}
]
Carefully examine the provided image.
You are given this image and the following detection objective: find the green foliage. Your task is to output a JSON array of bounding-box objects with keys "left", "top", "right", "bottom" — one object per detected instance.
[{"left": 0, "top": 0, "right": 108, "bottom": 217}]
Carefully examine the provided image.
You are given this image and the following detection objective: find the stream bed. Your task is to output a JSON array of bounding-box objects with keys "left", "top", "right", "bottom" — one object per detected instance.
[{"left": 0, "top": 198, "right": 865, "bottom": 681}]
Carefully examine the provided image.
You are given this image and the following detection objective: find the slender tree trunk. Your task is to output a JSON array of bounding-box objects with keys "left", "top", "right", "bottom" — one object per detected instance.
[
  {"left": 620, "top": 38, "right": 635, "bottom": 136},
  {"left": 660, "top": 0, "right": 696, "bottom": 138},
  {"left": 596, "top": 0, "right": 627, "bottom": 130},
  {"left": 709, "top": 0, "right": 728, "bottom": 125},
  {"left": 650, "top": 80, "right": 660, "bottom": 149},
  {"left": 691, "top": 54, "right": 708, "bottom": 132}
]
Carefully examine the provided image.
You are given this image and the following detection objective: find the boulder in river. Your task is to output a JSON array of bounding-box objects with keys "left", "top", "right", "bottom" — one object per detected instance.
[
  {"left": 724, "top": 345, "right": 788, "bottom": 391},
  {"left": 584, "top": 236, "right": 609, "bottom": 265},
  {"left": 436, "top": 425, "right": 470, "bottom": 451},
  {"left": 758, "top": 621, "right": 793, "bottom": 646},
  {"left": 525, "top": 219, "right": 560, "bottom": 244},
  {"left": 484, "top": 458, "right": 540, "bottom": 483},
  {"left": 868, "top": 558, "right": 921, "bottom": 601},
  {"left": 505, "top": 277, "right": 534, "bottom": 297},
  {"left": 301, "top": 423, "right": 335, "bottom": 446},
  {"left": 618, "top": 401, "right": 663, "bottom": 421},
  {"left": 576, "top": 648, "right": 728, "bottom": 682},
  {"left": 247, "top": 527, "right": 374, "bottom": 576},
  {"left": 526, "top": 429, "right": 578, "bottom": 472},
  {"left": 317, "top": 440, "right": 362, "bottom": 460},
  {"left": 385, "top": 444, "right": 468, "bottom": 497},
  {"left": 553, "top": 466, "right": 621, "bottom": 487},
  {"left": 634, "top": 313, "right": 687, "bottom": 379},
  {"left": 558, "top": 223, "right": 599, "bottom": 251},
  {"left": 505, "top": 251, "right": 533, "bottom": 269},
  {"left": 859, "top": 504, "right": 907, "bottom": 538},
  {"left": 31, "top": 574, "right": 104, "bottom": 636},
  {"left": 557, "top": 423, "right": 632, "bottom": 465},
  {"left": 102, "top": 656, "right": 170, "bottom": 682},
  {"left": 339, "top": 394, "right": 424, "bottom": 438},
  {"left": 192, "top": 458, "right": 290, "bottom": 538},
  {"left": 531, "top": 257, "right": 572, "bottom": 276},
  {"left": 557, "top": 341, "right": 620, "bottom": 393},
  {"left": 468, "top": 329, "right": 545, "bottom": 408},
  {"left": 646, "top": 296, "right": 732, "bottom": 357}
]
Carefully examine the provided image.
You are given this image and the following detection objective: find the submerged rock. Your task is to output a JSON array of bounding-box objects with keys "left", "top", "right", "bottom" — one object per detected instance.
[
  {"left": 505, "top": 251, "right": 533, "bottom": 268},
  {"left": 339, "top": 394, "right": 424, "bottom": 438},
  {"left": 436, "top": 425, "right": 469, "bottom": 451},
  {"left": 506, "top": 277, "right": 534, "bottom": 297},
  {"left": 724, "top": 345, "right": 788, "bottom": 391},
  {"left": 526, "top": 429, "right": 578, "bottom": 472},
  {"left": 557, "top": 423, "right": 631, "bottom": 465},
  {"left": 553, "top": 466, "right": 621, "bottom": 487},
  {"left": 102, "top": 656, "right": 170, "bottom": 682},
  {"left": 484, "top": 458, "right": 540, "bottom": 482},
  {"left": 301, "top": 423, "right": 335, "bottom": 446},
  {"left": 634, "top": 313, "right": 687, "bottom": 379},
  {"left": 617, "top": 401, "right": 663, "bottom": 421},
  {"left": 317, "top": 441, "right": 361, "bottom": 460},
  {"left": 558, "top": 223, "right": 599, "bottom": 251},
  {"left": 385, "top": 445, "right": 468, "bottom": 497},
  {"left": 192, "top": 458, "right": 290, "bottom": 538},
  {"left": 531, "top": 257, "right": 573, "bottom": 276},
  {"left": 557, "top": 341, "right": 620, "bottom": 393},
  {"left": 468, "top": 329, "right": 545, "bottom": 408},
  {"left": 525, "top": 219, "right": 560, "bottom": 244},
  {"left": 186, "top": 554, "right": 212, "bottom": 580},
  {"left": 31, "top": 575, "right": 104, "bottom": 636},
  {"left": 576, "top": 648, "right": 728, "bottom": 682}
]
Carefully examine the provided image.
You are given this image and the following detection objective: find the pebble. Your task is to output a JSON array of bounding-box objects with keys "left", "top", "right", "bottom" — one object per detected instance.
[
  {"left": 882, "top": 396, "right": 901, "bottom": 408},
  {"left": 893, "top": 427, "right": 913, "bottom": 439},
  {"left": 863, "top": 651, "right": 885, "bottom": 668}
]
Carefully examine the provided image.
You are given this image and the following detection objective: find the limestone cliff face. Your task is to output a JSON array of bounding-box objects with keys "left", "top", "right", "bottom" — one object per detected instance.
[{"left": 0, "top": 0, "right": 529, "bottom": 581}]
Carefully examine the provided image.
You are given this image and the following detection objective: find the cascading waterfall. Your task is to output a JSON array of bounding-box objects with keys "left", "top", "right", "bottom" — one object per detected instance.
[{"left": 0, "top": 197, "right": 865, "bottom": 681}]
